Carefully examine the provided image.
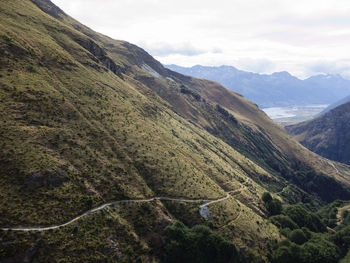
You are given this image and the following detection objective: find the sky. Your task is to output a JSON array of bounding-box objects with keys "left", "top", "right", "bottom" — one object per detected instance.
[{"left": 51, "top": 0, "right": 350, "bottom": 78}]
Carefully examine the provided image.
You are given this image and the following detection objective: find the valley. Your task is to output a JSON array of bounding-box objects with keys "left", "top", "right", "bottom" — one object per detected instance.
[
  {"left": 262, "top": 104, "right": 329, "bottom": 125},
  {"left": 1, "top": 0, "right": 350, "bottom": 262}
]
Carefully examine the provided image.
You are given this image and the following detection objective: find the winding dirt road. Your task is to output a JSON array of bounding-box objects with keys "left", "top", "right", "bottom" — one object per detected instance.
[
  {"left": 1, "top": 195, "right": 229, "bottom": 232},
  {"left": 199, "top": 187, "right": 247, "bottom": 220},
  {"left": 1, "top": 183, "right": 251, "bottom": 232}
]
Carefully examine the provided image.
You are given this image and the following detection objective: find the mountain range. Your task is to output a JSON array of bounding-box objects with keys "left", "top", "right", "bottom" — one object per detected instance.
[
  {"left": 166, "top": 64, "right": 350, "bottom": 108},
  {"left": 1, "top": 0, "right": 350, "bottom": 262}
]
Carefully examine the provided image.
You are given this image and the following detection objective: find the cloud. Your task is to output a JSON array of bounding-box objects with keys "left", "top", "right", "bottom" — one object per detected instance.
[
  {"left": 235, "top": 58, "right": 277, "bottom": 74},
  {"left": 275, "top": 15, "right": 350, "bottom": 28},
  {"left": 304, "top": 60, "right": 350, "bottom": 78},
  {"left": 139, "top": 42, "right": 222, "bottom": 57},
  {"left": 51, "top": 0, "right": 350, "bottom": 78}
]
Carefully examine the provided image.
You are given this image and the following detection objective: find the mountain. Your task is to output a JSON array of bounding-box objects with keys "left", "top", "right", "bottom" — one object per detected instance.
[
  {"left": 286, "top": 101, "right": 350, "bottom": 165},
  {"left": 166, "top": 64, "right": 350, "bottom": 108},
  {"left": 1, "top": 0, "right": 350, "bottom": 262},
  {"left": 317, "top": 94, "right": 350, "bottom": 116}
]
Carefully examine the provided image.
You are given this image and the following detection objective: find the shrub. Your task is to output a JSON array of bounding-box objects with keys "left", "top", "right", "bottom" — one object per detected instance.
[
  {"left": 301, "top": 239, "right": 340, "bottom": 263},
  {"left": 283, "top": 205, "right": 326, "bottom": 233},
  {"left": 162, "top": 221, "right": 239, "bottom": 263},
  {"left": 270, "top": 215, "right": 298, "bottom": 230},
  {"left": 266, "top": 199, "right": 283, "bottom": 216},
  {"left": 289, "top": 229, "right": 308, "bottom": 245},
  {"left": 262, "top": 192, "right": 282, "bottom": 216},
  {"left": 270, "top": 238, "right": 340, "bottom": 263},
  {"left": 262, "top": 192, "right": 273, "bottom": 203},
  {"left": 330, "top": 225, "right": 350, "bottom": 257},
  {"left": 269, "top": 243, "right": 304, "bottom": 263}
]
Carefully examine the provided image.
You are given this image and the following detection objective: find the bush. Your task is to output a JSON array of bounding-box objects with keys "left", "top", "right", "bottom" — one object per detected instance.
[
  {"left": 283, "top": 205, "right": 326, "bottom": 232},
  {"left": 330, "top": 225, "right": 350, "bottom": 257},
  {"left": 291, "top": 169, "right": 350, "bottom": 203},
  {"left": 270, "top": 238, "right": 340, "bottom": 263},
  {"left": 262, "top": 192, "right": 282, "bottom": 216},
  {"left": 289, "top": 229, "right": 308, "bottom": 245},
  {"left": 280, "top": 228, "right": 292, "bottom": 237},
  {"left": 262, "top": 192, "right": 273, "bottom": 203},
  {"left": 341, "top": 211, "right": 350, "bottom": 226},
  {"left": 316, "top": 200, "right": 343, "bottom": 228},
  {"left": 266, "top": 199, "right": 283, "bottom": 216},
  {"left": 270, "top": 246, "right": 294, "bottom": 263},
  {"left": 270, "top": 215, "right": 298, "bottom": 230},
  {"left": 270, "top": 242, "right": 304, "bottom": 263},
  {"left": 301, "top": 239, "right": 340, "bottom": 263},
  {"left": 162, "top": 221, "right": 239, "bottom": 263}
]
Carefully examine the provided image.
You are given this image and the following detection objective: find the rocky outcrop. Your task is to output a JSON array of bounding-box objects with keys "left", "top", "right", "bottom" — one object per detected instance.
[{"left": 74, "top": 38, "right": 125, "bottom": 78}]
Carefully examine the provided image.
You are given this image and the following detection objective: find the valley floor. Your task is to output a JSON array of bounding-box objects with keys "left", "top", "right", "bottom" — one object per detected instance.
[{"left": 263, "top": 104, "right": 328, "bottom": 125}]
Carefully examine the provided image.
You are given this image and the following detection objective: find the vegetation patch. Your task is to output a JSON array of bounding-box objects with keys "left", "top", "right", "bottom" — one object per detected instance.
[{"left": 161, "top": 221, "right": 240, "bottom": 263}]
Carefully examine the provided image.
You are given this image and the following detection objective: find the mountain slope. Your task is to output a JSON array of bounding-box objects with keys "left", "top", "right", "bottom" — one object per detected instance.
[
  {"left": 166, "top": 64, "right": 350, "bottom": 108},
  {"left": 317, "top": 94, "right": 350, "bottom": 116},
  {"left": 1, "top": 0, "right": 350, "bottom": 262},
  {"left": 286, "top": 102, "right": 350, "bottom": 165},
  {"left": 34, "top": 0, "right": 350, "bottom": 199}
]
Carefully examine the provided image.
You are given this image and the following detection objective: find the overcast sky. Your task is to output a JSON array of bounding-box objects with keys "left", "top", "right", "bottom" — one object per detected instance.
[{"left": 51, "top": 0, "right": 350, "bottom": 78}]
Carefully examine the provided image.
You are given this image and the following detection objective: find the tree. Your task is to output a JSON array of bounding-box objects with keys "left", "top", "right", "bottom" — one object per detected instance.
[
  {"left": 270, "top": 215, "right": 298, "bottom": 230},
  {"left": 162, "top": 221, "right": 239, "bottom": 263},
  {"left": 262, "top": 192, "right": 273, "bottom": 203},
  {"left": 266, "top": 199, "right": 282, "bottom": 216},
  {"left": 270, "top": 246, "right": 295, "bottom": 263},
  {"left": 289, "top": 229, "right": 308, "bottom": 245}
]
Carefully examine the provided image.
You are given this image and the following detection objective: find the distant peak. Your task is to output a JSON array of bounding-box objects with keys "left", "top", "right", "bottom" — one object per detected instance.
[
  {"left": 218, "top": 65, "right": 237, "bottom": 69},
  {"left": 192, "top": 64, "right": 205, "bottom": 69},
  {"left": 307, "top": 73, "right": 344, "bottom": 81},
  {"left": 272, "top": 71, "right": 292, "bottom": 77}
]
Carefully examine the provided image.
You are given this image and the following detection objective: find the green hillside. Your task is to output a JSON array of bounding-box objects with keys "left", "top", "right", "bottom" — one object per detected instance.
[{"left": 1, "top": 0, "right": 350, "bottom": 262}]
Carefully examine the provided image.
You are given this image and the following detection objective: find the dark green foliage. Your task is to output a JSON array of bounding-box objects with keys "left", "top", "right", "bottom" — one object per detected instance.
[
  {"left": 262, "top": 192, "right": 272, "bottom": 203},
  {"left": 280, "top": 227, "right": 292, "bottom": 237},
  {"left": 162, "top": 221, "right": 239, "bottom": 263},
  {"left": 269, "top": 243, "right": 303, "bottom": 263},
  {"left": 301, "top": 227, "right": 312, "bottom": 240},
  {"left": 270, "top": 215, "right": 298, "bottom": 230},
  {"left": 290, "top": 168, "right": 350, "bottom": 203},
  {"left": 317, "top": 200, "right": 344, "bottom": 228},
  {"left": 270, "top": 246, "right": 294, "bottom": 263},
  {"left": 270, "top": 238, "right": 340, "bottom": 263},
  {"left": 283, "top": 205, "right": 326, "bottom": 233},
  {"left": 302, "top": 239, "right": 340, "bottom": 263},
  {"left": 262, "top": 192, "right": 282, "bottom": 216},
  {"left": 266, "top": 199, "right": 283, "bottom": 216},
  {"left": 330, "top": 225, "right": 350, "bottom": 257},
  {"left": 268, "top": 201, "right": 350, "bottom": 263},
  {"left": 341, "top": 210, "right": 350, "bottom": 226},
  {"left": 289, "top": 229, "right": 308, "bottom": 245}
]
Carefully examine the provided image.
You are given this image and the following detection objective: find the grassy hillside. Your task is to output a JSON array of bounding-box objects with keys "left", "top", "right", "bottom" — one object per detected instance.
[
  {"left": 287, "top": 102, "right": 350, "bottom": 165},
  {"left": 1, "top": 0, "right": 350, "bottom": 262}
]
